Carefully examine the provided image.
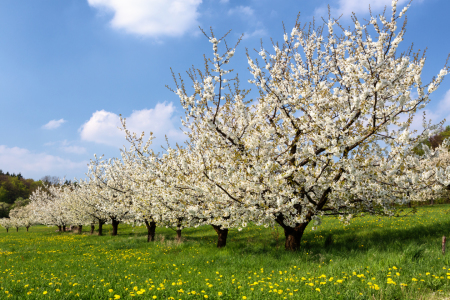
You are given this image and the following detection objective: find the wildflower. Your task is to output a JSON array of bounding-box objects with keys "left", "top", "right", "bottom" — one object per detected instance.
[{"left": 43, "top": 291, "right": 47, "bottom": 295}]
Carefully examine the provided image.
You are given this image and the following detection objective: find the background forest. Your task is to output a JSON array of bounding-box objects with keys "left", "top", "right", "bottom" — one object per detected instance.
[{"left": 0, "top": 172, "right": 64, "bottom": 218}]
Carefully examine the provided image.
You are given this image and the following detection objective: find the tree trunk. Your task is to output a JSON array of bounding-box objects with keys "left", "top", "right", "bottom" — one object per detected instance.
[
  {"left": 90, "top": 224, "right": 95, "bottom": 235},
  {"left": 16, "top": 227, "right": 19, "bottom": 232},
  {"left": 276, "top": 214, "right": 311, "bottom": 251},
  {"left": 62, "top": 225, "right": 66, "bottom": 232},
  {"left": 6, "top": 228, "right": 8, "bottom": 233},
  {"left": 431, "top": 199, "right": 434, "bottom": 206},
  {"left": 212, "top": 225, "right": 228, "bottom": 248},
  {"left": 111, "top": 218, "right": 119, "bottom": 236},
  {"left": 98, "top": 221, "right": 104, "bottom": 236},
  {"left": 57, "top": 225, "right": 62, "bottom": 232},
  {"left": 176, "top": 219, "right": 182, "bottom": 242},
  {"left": 282, "top": 225, "right": 307, "bottom": 251},
  {"left": 77, "top": 225, "right": 83, "bottom": 234},
  {"left": 26, "top": 226, "right": 29, "bottom": 232},
  {"left": 144, "top": 219, "right": 156, "bottom": 242},
  {"left": 407, "top": 202, "right": 412, "bottom": 208}
]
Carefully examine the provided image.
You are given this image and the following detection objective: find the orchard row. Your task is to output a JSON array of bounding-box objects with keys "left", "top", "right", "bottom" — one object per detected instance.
[{"left": 2, "top": 0, "right": 450, "bottom": 251}]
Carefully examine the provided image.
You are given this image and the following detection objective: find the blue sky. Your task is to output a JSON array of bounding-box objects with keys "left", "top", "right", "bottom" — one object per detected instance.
[{"left": 0, "top": 0, "right": 449, "bottom": 181}]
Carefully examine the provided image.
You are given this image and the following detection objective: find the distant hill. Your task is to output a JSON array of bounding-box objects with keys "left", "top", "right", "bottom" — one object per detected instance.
[{"left": 0, "top": 171, "right": 45, "bottom": 217}]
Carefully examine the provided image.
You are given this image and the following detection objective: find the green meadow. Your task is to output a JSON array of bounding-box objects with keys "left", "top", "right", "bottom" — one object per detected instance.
[{"left": 2, "top": 205, "right": 450, "bottom": 299}]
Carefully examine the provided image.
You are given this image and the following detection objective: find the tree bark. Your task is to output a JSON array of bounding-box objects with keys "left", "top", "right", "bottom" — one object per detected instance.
[
  {"left": 431, "top": 199, "right": 434, "bottom": 206},
  {"left": 176, "top": 219, "right": 182, "bottom": 242},
  {"left": 6, "top": 228, "right": 8, "bottom": 233},
  {"left": 57, "top": 225, "right": 62, "bottom": 232},
  {"left": 26, "top": 227, "right": 29, "bottom": 232},
  {"left": 98, "top": 221, "right": 104, "bottom": 236},
  {"left": 77, "top": 225, "right": 83, "bottom": 234},
  {"left": 276, "top": 215, "right": 310, "bottom": 251},
  {"left": 282, "top": 223, "right": 309, "bottom": 251},
  {"left": 90, "top": 224, "right": 95, "bottom": 235},
  {"left": 16, "top": 227, "right": 19, "bottom": 232},
  {"left": 212, "top": 225, "right": 228, "bottom": 248},
  {"left": 111, "top": 218, "right": 120, "bottom": 236},
  {"left": 62, "top": 225, "right": 66, "bottom": 232},
  {"left": 144, "top": 219, "right": 156, "bottom": 242}
]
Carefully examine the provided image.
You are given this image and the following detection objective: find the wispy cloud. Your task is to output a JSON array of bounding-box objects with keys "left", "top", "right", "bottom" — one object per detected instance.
[
  {"left": 79, "top": 102, "right": 185, "bottom": 149},
  {"left": 61, "top": 145, "right": 87, "bottom": 155},
  {"left": 0, "top": 145, "right": 87, "bottom": 180},
  {"left": 397, "top": 89, "right": 450, "bottom": 136},
  {"left": 87, "top": 0, "right": 202, "bottom": 38},
  {"left": 314, "top": 0, "right": 409, "bottom": 18},
  {"left": 228, "top": 5, "right": 254, "bottom": 17},
  {"left": 227, "top": 5, "right": 266, "bottom": 40},
  {"left": 42, "top": 119, "right": 66, "bottom": 130}
]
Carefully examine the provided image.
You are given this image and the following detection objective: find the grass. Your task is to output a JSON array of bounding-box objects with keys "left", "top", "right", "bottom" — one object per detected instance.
[{"left": 2, "top": 205, "right": 450, "bottom": 299}]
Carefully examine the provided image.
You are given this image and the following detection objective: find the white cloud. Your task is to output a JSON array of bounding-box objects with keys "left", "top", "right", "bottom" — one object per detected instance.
[
  {"left": 228, "top": 5, "right": 254, "bottom": 17},
  {"left": 227, "top": 5, "right": 266, "bottom": 40},
  {"left": 87, "top": 0, "right": 202, "bottom": 37},
  {"left": 438, "top": 89, "right": 450, "bottom": 113},
  {"left": 242, "top": 28, "right": 267, "bottom": 40},
  {"left": 396, "top": 89, "right": 450, "bottom": 136},
  {"left": 0, "top": 145, "right": 88, "bottom": 179},
  {"left": 79, "top": 102, "right": 185, "bottom": 148},
  {"left": 61, "top": 145, "right": 87, "bottom": 155},
  {"left": 315, "top": 0, "right": 409, "bottom": 18},
  {"left": 42, "top": 119, "right": 66, "bottom": 130},
  {"left": 44, "top": 140, "right": 87, "bottom": 155}
]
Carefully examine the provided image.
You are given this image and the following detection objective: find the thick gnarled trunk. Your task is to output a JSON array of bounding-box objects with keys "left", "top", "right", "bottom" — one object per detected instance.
[
  {"left": 57, "top": 225, "right": 62, "bottom": 232},
  {"left": 98, "top": 221, "right": 105, "bottom": 236},
  {"left": 282, "top": 223, "right": 309, "bottom": 251},
  {"left": 144, "top": 220, "right": 156, "bottom": 242},
  {"left": 276, "top": 215, "right": 311, "bottom": 251},
  {"left": 212, "top": 225, "right": 228, "bottom": 248},
  {"left": 77, "top": 225, "right": 83, "bottom": 234},
  {"left": 111, "top": 218, "right": 120, "bottom": 236}
]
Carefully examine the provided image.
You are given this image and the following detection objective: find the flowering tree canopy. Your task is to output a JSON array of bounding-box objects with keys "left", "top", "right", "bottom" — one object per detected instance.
[
  {"left": 4, "top": 0, "right": 450, "bottom": 252},
  {"left": 171, "top": 0, "right": 449, "bottom": 250}
]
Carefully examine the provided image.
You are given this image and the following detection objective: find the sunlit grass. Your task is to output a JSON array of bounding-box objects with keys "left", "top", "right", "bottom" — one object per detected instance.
[{"left": 1, "top": 205, "right": 450, "bottom": 299}]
